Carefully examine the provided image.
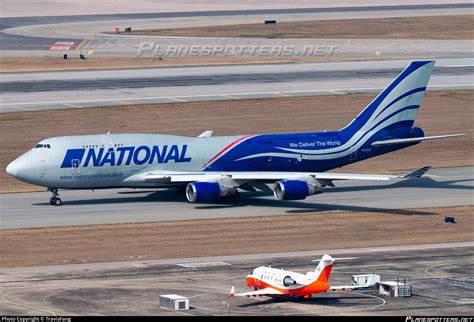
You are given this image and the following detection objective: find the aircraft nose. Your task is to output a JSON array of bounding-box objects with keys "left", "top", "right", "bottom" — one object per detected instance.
[{"left": 6, "top": 160, "right": 18, "bottom": 177}]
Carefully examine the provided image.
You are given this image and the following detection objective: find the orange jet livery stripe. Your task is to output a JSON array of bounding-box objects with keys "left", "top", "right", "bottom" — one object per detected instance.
[
  {"left": 245, "top": 277, "right": 330, "bottom": 297},
  {"left": 230, "top": 254, "right": 361, "bottom": 299}
]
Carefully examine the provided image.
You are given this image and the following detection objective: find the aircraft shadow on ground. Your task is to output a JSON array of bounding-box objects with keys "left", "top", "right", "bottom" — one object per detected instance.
[
  {"left": 326, "top": 177, "right": 473, "bottom": 194},
  {"left": 31, "top": 177, "right": 472, "bottom": 217},
  {"left": 194, "top": 176, "right": 472, "bottom": 215},
  {"left": 237, "top": 294, "right": 370, "bottom": 308}
]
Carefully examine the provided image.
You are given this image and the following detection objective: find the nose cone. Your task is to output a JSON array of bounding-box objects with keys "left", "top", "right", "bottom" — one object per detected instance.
[
  {"left": 6, "top": 160, "right": 18, "bottom": 177},
  {"left": 6, "top": 153, "right": 46, "bottom": 186}
]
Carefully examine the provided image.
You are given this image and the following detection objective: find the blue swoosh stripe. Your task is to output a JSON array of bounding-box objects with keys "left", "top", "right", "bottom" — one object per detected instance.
[{"left": 275, "top": 105, "right": 420, "bottom": 157}]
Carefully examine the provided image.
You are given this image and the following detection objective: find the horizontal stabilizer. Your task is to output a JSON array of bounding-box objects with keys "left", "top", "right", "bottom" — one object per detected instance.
[
  {"left": 372, "top": 134, "right": 464, "bottom": 147},
  {"left": 311, "top": 257, "right": 358, "bottom": 262}
]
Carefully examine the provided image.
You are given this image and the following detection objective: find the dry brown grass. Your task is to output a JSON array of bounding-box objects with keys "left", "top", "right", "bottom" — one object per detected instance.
[
  {"left": 0, "top": 205, "right": 472, "bottom": 267},
  {"left": 1, "top": 90, "right": 472, "bottom": 193},
  {"left": 130, "top": 15, "right": 474, "bottom": 39},
  {"left": 0, "top": 56, "right": 397, "bottom": 73}
]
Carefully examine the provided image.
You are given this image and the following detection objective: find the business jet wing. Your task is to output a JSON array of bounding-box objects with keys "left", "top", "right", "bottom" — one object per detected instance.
[
  {"left": 136, "top": 166, "right": 431, "bottom": 185},
  {"left": 230, "top": 286, "right": 283, "bottom": 297}
]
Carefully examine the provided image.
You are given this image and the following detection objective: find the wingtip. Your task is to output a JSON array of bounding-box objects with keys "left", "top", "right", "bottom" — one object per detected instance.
[{"left": 230, "top": 285, "right": 235, "bottom": 297}]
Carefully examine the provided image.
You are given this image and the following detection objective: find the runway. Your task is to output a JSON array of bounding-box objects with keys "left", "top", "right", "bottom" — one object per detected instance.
[
  {"left": 2, "top": 63, "right": 472, "bottom": 94},
  {"left": 1, "top": 166, "right": 472, "bottom": 229},
  {"left": 0, "top": 242, "right": 472, "bottom": 315},
  {"left": 1, "top": 58, "right": 472, "bottom": 113}
]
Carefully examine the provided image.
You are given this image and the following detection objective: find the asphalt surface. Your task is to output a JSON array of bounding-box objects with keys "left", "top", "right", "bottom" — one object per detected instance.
[
  {"left": 3, "top": 3, "right": 472, "bottom": 28},
  {"left": 1, "top": 3, "right": 473, "bottom": 51},
  {"left": 1, "top": 58, "right": 472, "bottom": 112},
  {"left": 1, "top": 2, "right": 473, "bottom": 63},
  {"left": 1, "top": 65, "right": 471, "bottom": 93},
  {"left": 1, "top": 166, "right": 472, "bottom": 229},
  {"left": 0, "top": 242, "right": 472, "bottom": 315}
]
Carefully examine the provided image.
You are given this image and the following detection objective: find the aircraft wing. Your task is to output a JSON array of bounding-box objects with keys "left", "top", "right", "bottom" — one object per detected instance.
[
  {"left": 135, "top": 166, "right": 431, "bottom": 186},
  {"left": 230, "top": 286, "right": 284, "bottom": 297}
]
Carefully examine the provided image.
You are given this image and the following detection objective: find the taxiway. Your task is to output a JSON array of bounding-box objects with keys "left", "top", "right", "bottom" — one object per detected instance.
[
  {"left": 1, "top": 58, "right": 472, "bottom": 113},
  {"left": 1, "top": 166, "right": 472, "bottom": 229}
]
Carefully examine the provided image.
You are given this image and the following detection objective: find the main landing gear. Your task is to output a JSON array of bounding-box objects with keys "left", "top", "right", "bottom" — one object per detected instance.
[{"left": 49, "top": 188, "right": 62, "bottom": 206}]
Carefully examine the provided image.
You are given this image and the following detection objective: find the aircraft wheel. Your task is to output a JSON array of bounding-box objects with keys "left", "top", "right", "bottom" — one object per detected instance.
[{"left": 54, "top": 198, "right": 62, "bottom": 206}]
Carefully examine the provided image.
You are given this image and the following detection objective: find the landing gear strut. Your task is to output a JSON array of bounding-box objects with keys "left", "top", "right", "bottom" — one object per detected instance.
[{"left": 49, "top": 188, "right": 62, "bottom": 206}]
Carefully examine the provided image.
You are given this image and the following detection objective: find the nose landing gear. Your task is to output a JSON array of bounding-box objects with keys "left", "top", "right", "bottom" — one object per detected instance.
[{"left": 48, "top": 188, "right": 62, "bottom": 206}]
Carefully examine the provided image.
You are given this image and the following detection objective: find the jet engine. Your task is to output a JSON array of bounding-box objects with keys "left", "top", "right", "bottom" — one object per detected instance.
[
  {"left": 283, "top": 276, "right": 297, "bottom": 287},
  {"left": 273, "top": 179, "right": 323, "bottom": 201},
  {"left": 186, "top": 182, "right": 236, "bottom": 203}
]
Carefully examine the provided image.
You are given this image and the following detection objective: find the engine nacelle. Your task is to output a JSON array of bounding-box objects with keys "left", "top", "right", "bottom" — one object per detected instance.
[
  {"left": 273, "top": 179, "right": 323, "bottom": 201},
  {"left": 186, "top": 182, "right": 236, "bottom": 203},
  {"left": 283, "top": 276, "right": 297, "bottom": 287}
]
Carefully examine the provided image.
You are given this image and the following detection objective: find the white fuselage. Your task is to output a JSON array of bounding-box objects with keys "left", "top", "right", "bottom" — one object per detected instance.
[{"left": 7, "top": 133, "right": 243, "bottom": 189}]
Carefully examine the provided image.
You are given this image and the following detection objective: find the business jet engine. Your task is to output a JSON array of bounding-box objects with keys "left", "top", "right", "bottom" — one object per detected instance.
[
  {"left": 186, "top": 182, "right": 236, "bottom": 203},
  {"left": 273, "top": 179, "right": 323, "bottom": 201},
  {"left": 283, "top": 276, "right": 297, "bottom": 286}
]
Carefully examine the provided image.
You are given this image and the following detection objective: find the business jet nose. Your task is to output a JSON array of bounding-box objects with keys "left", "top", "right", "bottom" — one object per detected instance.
[{"left": 6, "top": 160, "right": 18, "bottom": 177}]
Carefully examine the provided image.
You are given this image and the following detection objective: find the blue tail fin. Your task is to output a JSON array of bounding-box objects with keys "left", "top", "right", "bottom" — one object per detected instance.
[{"left": 341, "top": 60, "right": 435, "bottom": 136}]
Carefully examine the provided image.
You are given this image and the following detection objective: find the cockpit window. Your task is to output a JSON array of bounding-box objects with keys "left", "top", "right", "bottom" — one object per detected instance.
[{"left": 34, "top": 144, "right": 51, "bottom": 149}]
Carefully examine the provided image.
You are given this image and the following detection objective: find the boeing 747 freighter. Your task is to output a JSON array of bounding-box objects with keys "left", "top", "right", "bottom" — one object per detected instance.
[{"left": 6, "top": 61, "right": 461, "bottom": 205}]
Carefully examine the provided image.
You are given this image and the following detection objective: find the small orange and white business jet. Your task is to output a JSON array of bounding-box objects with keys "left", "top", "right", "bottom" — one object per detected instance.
[{"left": 230, "top": 255, "right": 358, "bottom": 299}]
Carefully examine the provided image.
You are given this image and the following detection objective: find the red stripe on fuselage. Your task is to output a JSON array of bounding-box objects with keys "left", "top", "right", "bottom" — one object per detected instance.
[{"left": 202, "top": 135, "right": 252, "bottom": 169}]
